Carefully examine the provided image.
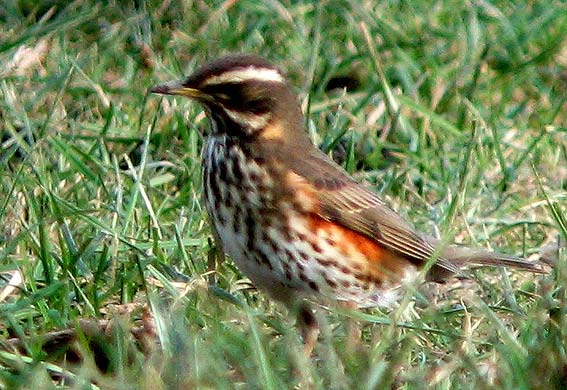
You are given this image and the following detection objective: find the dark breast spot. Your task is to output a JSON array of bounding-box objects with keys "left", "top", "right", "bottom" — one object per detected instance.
[
  {"left": 338, "top": 264, "right": 351, "bottom": 275},
  {"left": 280, "top": 224, "right": 292, "bottom": 241},
  {"left": 256, "top": 250, "right": 273, "bottom": 270},
  {"left": 219, "top": 161, "right": 228, "bottom": 181},
  {"left": 354, "top": 272, "right": 369, "bottom": 282},
  {"left": 324, "top": 276, "right": 338, "bottom": 288},
  {"left": 315, "top": 258, "right": 333, "bottom": 267},
  {"left": 231, "top": 157, "right": 244, "bottom": 182},
  {"left": 224, "top": 188, "right": 233, "bottom": 208},
  {"left": 308, "top": 281, "right": 319, "bottom": 292},
  {"left": 245, "top": 212, "right": 256, "bottom": 251},
  {"left": 311, "top": 242, "right": 323, "bottom": 254},
  {"left": 371, "top": 279, "right": 383, "bottom": 288},
  {"left": 249, "top": 171, "right": 260, "bottom": 184},
  {"left": 269, "top": 240, "right": 280, "bottom": 254},
  {"left": 232, "top": 204, "right": 243, "bottom": 234},
  {"left": 216, "top": 213, "right": 227, "bottom": 226},
  {"left": 232, "top": 211, "right": 241, "bottom": 234}
]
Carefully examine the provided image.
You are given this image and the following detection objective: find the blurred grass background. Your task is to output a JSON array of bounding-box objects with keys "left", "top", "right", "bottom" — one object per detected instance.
[{"left": 1, "top": 0, "right": 566, "bottom": 388}]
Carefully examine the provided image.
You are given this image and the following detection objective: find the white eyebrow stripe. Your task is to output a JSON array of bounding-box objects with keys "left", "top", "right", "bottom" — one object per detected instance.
[{"left": 202, "top": 67, "right": 284, "bottom": 86}]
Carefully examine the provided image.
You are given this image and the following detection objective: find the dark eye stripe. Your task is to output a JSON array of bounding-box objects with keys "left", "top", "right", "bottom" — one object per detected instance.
[{"left": 203, "top": 83, "right": 274, "bottom": 114}]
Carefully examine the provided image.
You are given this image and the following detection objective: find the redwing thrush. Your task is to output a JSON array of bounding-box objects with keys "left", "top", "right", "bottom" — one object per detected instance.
[{"left": 152, "top": 54, "right": 543, "bottom": 347}]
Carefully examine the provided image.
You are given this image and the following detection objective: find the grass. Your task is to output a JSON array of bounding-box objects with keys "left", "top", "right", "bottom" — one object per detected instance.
[{"left": 1, "top": 0, "right": 566, "bottom": 388}]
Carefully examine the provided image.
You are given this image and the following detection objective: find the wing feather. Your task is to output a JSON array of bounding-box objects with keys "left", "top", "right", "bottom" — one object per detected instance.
[{"left": 286, "top": 148, "right": 458, "bottom": 274}]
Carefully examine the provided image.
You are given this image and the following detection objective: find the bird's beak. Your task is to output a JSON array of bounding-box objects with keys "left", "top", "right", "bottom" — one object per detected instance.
[{"left": 151, "top": 81, "right": 204, "bottom": 99}]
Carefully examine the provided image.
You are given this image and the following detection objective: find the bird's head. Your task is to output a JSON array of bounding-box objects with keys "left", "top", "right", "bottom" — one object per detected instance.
[{"left": 152, "top": 54, "right": 304, "bottom": 141}]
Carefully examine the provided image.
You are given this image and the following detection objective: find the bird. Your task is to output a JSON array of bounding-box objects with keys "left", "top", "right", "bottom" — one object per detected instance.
[{"left": 152, "top": 54, "right": 544, "bottom": 351}]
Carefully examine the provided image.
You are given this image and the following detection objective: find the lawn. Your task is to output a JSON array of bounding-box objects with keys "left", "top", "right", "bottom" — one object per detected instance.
[{"left": 1, "top": 0, "right": 566, "bottom": 388}]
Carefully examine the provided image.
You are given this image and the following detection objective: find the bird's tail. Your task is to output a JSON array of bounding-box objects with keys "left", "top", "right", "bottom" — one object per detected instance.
[{"left": 439, "top": 244, "right": 546, "bottom": 273}]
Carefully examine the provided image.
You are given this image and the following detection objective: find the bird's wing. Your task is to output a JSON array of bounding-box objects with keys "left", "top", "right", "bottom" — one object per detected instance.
[{"left": 288, "top": 149, "right": 459, "bottom": 275}]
